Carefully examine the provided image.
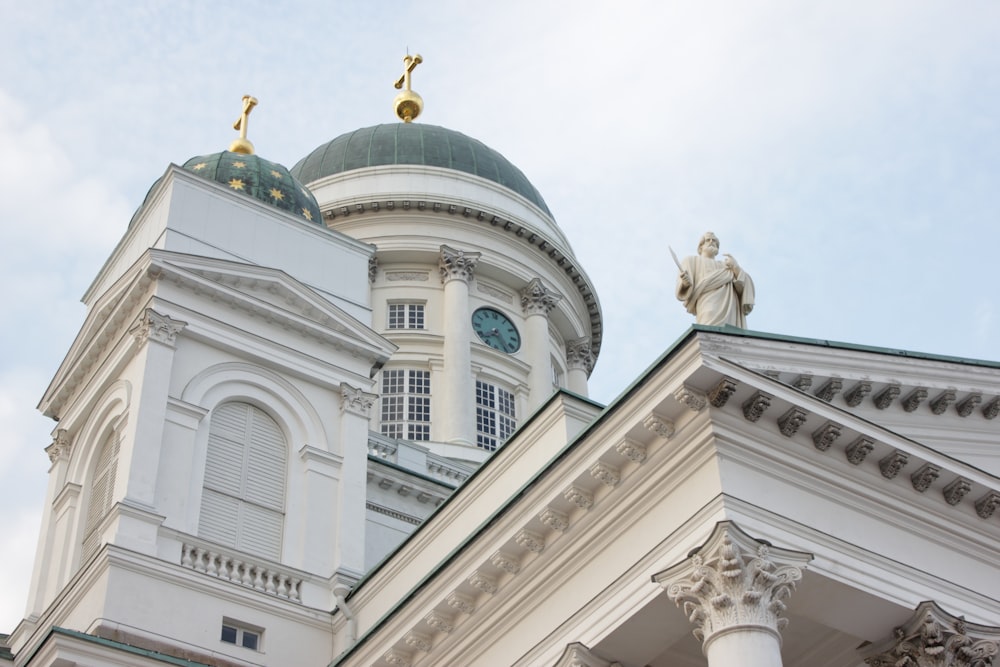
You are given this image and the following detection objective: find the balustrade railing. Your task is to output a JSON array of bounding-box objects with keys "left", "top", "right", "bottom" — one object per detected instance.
[{"left": 180, "top": 543, "right": 301, "bottom": 603}]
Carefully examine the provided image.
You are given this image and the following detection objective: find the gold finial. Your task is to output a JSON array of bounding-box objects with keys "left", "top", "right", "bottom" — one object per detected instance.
[
  {"left": 393, "top": 54, "right": 424, "bottom": 123},
  {"left": 229, "top": 95, "right": 258, "bottom": 154}
]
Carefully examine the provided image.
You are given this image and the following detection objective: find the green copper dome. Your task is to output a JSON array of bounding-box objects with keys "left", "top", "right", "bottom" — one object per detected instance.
[
  {"left": 183, "top": 151, "right": 322, "bottom": 224},
  {"left": 291, "top": 124, "right": 552, "bottom": 216}
]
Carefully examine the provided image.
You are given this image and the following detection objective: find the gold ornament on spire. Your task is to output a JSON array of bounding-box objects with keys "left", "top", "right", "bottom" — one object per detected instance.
[
  {"left": 393, "top": 54, "right": 423, "bottom": 123},
  {"left": 229, "top": 95, "right": 258, "bottom": 154}
]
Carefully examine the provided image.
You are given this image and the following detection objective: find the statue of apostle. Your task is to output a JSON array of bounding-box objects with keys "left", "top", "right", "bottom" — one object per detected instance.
[{"left": 675, "top": 232, "right": 755, "bottom": 328}]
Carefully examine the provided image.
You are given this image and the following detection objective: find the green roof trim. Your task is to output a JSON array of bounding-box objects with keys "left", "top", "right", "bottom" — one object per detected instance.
[
  {"left": 22, "top": 627, "right": 215, "bottom": 666},
  {"left": 291, "top": 124, "right": 553, "bottom": 216}
]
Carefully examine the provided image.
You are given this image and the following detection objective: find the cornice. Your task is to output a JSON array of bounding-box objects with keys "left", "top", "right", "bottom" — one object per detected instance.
[{"left": 320, "top": 199, "right": 603, "bottom": 360}]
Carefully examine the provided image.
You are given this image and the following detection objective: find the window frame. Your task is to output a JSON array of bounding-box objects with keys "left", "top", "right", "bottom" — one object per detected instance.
[
  {"left": 475, "top": 380, "right": 517, "bottom": 451},
  {"left": 386, "top": 302, "right": 426, "bottom": 330},
  {"left": 221, "top": 618, "right": 263, "bottom": 651},
  {"left": 380, "top": 368, "right": 432, "bottom": 441}
]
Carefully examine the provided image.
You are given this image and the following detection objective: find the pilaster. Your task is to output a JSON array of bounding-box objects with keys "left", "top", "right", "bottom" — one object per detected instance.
[
  {"left": 337, "top": 382, "right": 378, "bottom": 578},
  {"left": 653, "top": 521, "right": 812, "bottom": 667},
  {"left": 118, "top": 309, "right": 186, "bottom": 521}
]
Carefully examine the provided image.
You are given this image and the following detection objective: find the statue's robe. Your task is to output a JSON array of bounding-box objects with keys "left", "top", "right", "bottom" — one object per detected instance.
[{"left": 676, "top": 256, "right": 755, "bottom": 328}]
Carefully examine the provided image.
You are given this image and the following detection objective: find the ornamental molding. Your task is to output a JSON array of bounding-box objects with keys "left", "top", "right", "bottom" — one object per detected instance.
[
  {"left": 515, "top": 529, "right": 546, "bottom": 554},
  {"left": 984, "top": 397, "right": 1000, "bottom": 420},
  {"left": 879, "top": 450, "right": 909, "bottom": 479},
  {"left": 476, "top": 280, "right": 513, "bottom": 304},
  {"left": 929, "top": 390, "right": 957, "bottom": 416},
  {"left": 943, "top": 478, "right": 972, "bottom": 506},
  {"left": 910, "top": 464, "right": 941, "bottom": 493},
  {"left": 590, "top": 462, "right": 620, "bottom": 487},
  {"left": 553, "top": 642, "right": 621, "bottom": 667},
  {"left": 383, "top": 649, "right": 412, "bottom": 667},
  {"left": 674, "top": 385, "right": 708, "bottom": 412},
  {"left": 46, "top": 428, "right": 72, "bottom": 463},
  {"left": 539, "top": 508, "right": 569, "bottom": 532},
  {"left": 385, "top": 271, "right": 429, "bottom": 282},
  {"left": 974, "top": 491, "right": 1000, "bottom": 520},
  {"left": 777, "top": 407, "right": 808, "bottom": 437},
  {"left": 793, "top": 374, "right": 813, "bottom": 391},
  {"left": 844, "top": 381, "right": 873, "bottom": 407},
  {"left": 615, "top": 438, "right": 647, "bottom": 464},
  {"left": 490, "top": 551, "right": 521, "bottom": 574},
  {"left": 812, "top": 421, "right": 842, "bottom": 451},
  {"left": 873, "top": 383, "right": 901, "bottom": 410},
  {"left": 708, "top": 377, "right": 738, "bottom": 407},
  {"left": 468, "top": 571, "right": 497, "bottom": 595},
  {"left": 340, "top": 383, "right": 377, "bottom": 417},
  {"left": 956, "top": 393, "right": 982, "bottom": 417},
  {"left": 438, "top": 245, "right": 480, "bottom": 284},
  {"left": 368, "top": 256, "right": 378, "bottom": 283},
  {"left": 742, "top": 391, "right": 772, "bottom": 422},
  {"left": 643, "top": 413, "right": 675, "bottom": 440},
  {"left": 564, "top": 486, "right": 594, "bottom": 510},
  {"left": 520, "top": 277, "right": 562, "bottom": 316},
  {"left": 814, "top": 377, "right": 843, "bottom": 402},
  {"left": 902, "top": 388, "right": 929, "bottom": 413},
  {"left": 404, "top": 633, "right": 432, "bottom": 653},
  {"left": 566, "top": 338, "right": 595, "bottom": 374},
  {"left": 424, "top": 612, "right": 454, "bottom": 633},
  {"left": 130, "top": 308, "right": 187, "bottom": 347},
  {"left": 654, "top": 521, "right": 812, "bottom": 646},
  {"left": 846, "top": 436, "right": 875, "bottom": 465},
  {"left": 446, "top": 592, "right": 475, "bottom": 615},
  {"left": 864, "top": 600, "right": 1000, "bottom": 667}
]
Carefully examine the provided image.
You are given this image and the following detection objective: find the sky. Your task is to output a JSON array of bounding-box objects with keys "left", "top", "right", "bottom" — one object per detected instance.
[{"left": 1, "top": 0, "right": 998, "bottom": 632}]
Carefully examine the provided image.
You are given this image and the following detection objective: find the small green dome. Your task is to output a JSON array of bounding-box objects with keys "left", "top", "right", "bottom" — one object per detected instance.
[
  {"left": 183, "top": 151, "right": 322, "bottom": 224},
  {"left": 291, "top": 124, "right": 552, "bottom": 216}
]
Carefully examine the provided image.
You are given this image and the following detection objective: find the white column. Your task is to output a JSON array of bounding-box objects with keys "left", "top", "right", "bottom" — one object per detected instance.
[
  {"left": 439, "top": 245, "right": 480, "bottom": 446},
  {"left": 565, "top": 338, "right": 594, "bottom": 397},
  {"left": 25, "top": 430, "right": 72, "bottom": 616},
  {"left": 653, "top": 521, "right": 812, "bottom": 667},
  {"left": 520, "top": 278, "right": 562, "bottom": 413},
  {"left": 335, "top": 383, "right": 377, "bottom": 582}
]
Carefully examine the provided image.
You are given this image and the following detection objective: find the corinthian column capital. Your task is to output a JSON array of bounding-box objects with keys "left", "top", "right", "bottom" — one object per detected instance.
[
  {"left": 864, "top": 601, "right": 1000, "bottom": 667},
  {"left": 566, "top": 338, "right": 595, "bottom": 374},
  {"left": 130, "top": 308, "right": 187, "bottom": 347},
  {"left": 653, "top": 521, "right": 812, "bottom": 648},
  {"left": 520, "top": 277, "right": 562, "bottom": 316},
  {"left": 340, "top": 383, "right": 377, "bottom": 417},
  {"left": 439, "top": 245, "right": 480, "bottom": 284}
]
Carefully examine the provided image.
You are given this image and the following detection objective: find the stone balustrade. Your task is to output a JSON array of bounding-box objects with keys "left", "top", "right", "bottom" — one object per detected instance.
[{"left": 180, "top": 542, "right": 302, "bottom": 603}]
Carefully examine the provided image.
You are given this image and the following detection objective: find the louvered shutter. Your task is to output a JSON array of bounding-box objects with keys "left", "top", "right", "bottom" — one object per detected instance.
[
  {"left": 199, "top": 403, "right": 286, "bottom": 561},
  {"left": 82, "top": 434, "right": 119, "bottom": 559}
]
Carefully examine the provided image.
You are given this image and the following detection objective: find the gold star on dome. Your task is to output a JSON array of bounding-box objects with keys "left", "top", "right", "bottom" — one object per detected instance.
[
  {"left": 191, "top": 162, "right": 207, "bottom": 171},
  {"left": 232, "top": 161, "right": 246, "bottom": 169},
  {"left": 228, "top": 178, "right": 246, "bottom": 191},
  {"left": 270, "top": 170, "right": 282, "bottom": 179},
  {"left": 301, "top": 207, "right": 313, "bottom": 221},
  {"left": 269, "top": 187, "right": 285, "bottom": 201}
]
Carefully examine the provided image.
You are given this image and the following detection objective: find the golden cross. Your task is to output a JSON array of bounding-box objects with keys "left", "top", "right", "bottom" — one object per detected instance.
[
  {"left": 394, "top": 54, "right": 423, "bottom": 91},
  {"left": 230, "top": 95, "right": 258, "bottom": 154}
]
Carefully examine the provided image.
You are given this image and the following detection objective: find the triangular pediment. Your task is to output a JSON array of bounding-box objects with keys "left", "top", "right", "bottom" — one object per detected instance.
[{"left": 146, "top": 249, "right": 394, "bottom": 361}]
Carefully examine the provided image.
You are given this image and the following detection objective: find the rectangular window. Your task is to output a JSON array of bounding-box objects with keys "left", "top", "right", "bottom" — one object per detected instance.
[
  {"left": 476, "top": 380, "right": 516, "bottom": 451},
  {"left": 381, "top": 369, "right": 431, "bottom": 441},
  {"left": 387, "top": 303, "right": 425, "bottom": 330},
  {"left": 221, "top": 620, "right": 262, "bottom": 651}
]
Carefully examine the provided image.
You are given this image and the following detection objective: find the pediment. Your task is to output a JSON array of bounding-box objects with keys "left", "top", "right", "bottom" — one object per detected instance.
[
  {"left": 39, "top": 249, "right": 395, "bottom": 420},
  {"left": 147, "top": 249, "right": 394, "bottom": 361}
]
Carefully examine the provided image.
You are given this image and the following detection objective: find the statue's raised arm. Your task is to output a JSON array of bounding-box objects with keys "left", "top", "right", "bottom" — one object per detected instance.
[{"left": 675, "top": 232, "right": 754, "bottom": 328}]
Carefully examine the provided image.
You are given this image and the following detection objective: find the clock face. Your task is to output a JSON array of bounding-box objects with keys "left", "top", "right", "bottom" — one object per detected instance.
[{"left": 471, "top": 307, "right": 521, "bottom": 354}]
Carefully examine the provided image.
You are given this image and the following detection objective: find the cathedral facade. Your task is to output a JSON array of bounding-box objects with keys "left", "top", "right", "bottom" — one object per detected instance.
[{"left": 4, "top": 106, "right": 1000, "bottom": 666}]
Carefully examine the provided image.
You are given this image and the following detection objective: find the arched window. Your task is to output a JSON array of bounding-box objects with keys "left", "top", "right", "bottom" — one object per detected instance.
[
  {"left": 199, "top": 402, "right": 286, "bottom": 561},
  {"left": 82, "top": 432, "right": 120, "bottom": 560}
]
